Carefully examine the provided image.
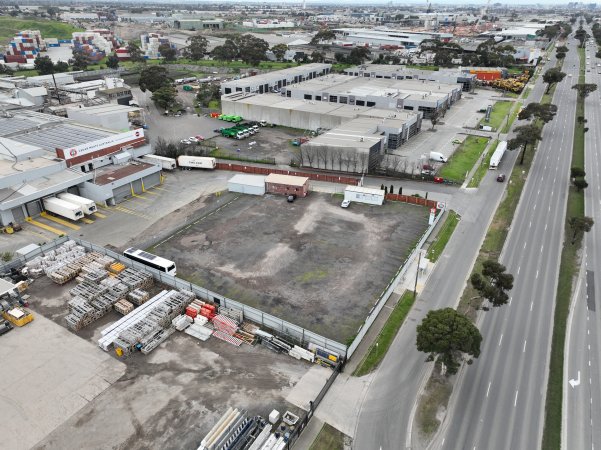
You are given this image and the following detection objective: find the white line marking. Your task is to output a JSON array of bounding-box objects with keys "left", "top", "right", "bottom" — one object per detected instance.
[
  {"left": 531, "top": 301, "right": 534, "bottom": 311},
  {"left": 523, "top": 340, "right": 527, "bottom": 352},
  {"left": 536, "top": 269, "right": 539, "bottom": 279},
  {"left": 499, "top": 334, "right": 504, "bottom": 346},
  {"left": 487, "top": 381, "right": 492, "bottom": 397},
  {"left": 514, "top": 390, "right": 519, "bottom": 407}
]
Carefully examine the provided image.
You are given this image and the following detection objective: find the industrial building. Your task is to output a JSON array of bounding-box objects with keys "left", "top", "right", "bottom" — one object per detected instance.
[
  {"left": 277, "top": 74, "right": 462, "bottom": 118},
  {"left": 221, "top": 63, "right": 332, "bottom": 95},
  {"left": 66, "top": 104, "right": 142, "bottom": 132},
  {"left": 173, "top": 19, "right": 224, "bottom": 30},
  {"left": 0, "top": 110, "right": 159, "bottom": 226},
  {"left": 343, "top": 64, "right": 477, "bottom": 92},
  {"left": 332, "top": 28, "right": 453, "bottom": 48},
  {"left": 227, "top": 174, "right": 267, "bottom": 196},
  {"left": 265, "top": 174, "right": 309, "bottom": 197}
]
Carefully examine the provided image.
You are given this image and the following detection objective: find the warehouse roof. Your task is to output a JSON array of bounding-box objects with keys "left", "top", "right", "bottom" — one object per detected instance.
[
  {"left": 228, "top": 174, "right": 266, "bottom": 187},
  {"left": 221, "top": 63, "right": 331, "bottom": 88},
  {"left": 94, "top": 161, "right": 155, "bottom": 186},
  {"left": 66, "top": 104, "right": 140, "bottom": 116},
  {"left": 265, "top": 173, "right": 308, "bottom": 186}
]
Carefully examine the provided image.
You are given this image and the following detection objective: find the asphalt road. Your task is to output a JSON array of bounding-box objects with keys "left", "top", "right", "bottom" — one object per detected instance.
[
  {"left": 350, "top": 51, "right": 556, "bottom": 450},
  {"left": 563, "top": 33, "right": 601, "bottom": 450},
  {"left": 434, "top": 39, "right": 579, "bottom": 450}
]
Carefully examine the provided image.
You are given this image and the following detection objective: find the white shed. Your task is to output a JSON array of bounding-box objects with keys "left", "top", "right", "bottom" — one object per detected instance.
[
  {"left": 228, "top": 174, "right": 266, "bottom": 196},
  {"left": 344, "top": 185, "right": 385, "bottom": 205}
]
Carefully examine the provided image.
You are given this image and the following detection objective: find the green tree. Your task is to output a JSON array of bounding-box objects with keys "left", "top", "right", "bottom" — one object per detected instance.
[
  {"left": 572, "top": 83, "right": 598, "bottom": 99},
  {"left": 429, "top": 109, "right": 440, "bottom": 130},
  {"left": 347, "top": 47, "right": 370, "bottom": 65},
  {"left": 416, "top": 308, "right": 482, "bottom": 375},
  {"left": 127, "top": 41, "right": 145, "bottom": 63},
  {"left": 139, "top": 65, "right": 171, "bottom": 92},
  {"left": 542, "top": 68, "right": 566, "bottom": 94},
  {"left": 183, "top": 35, "right": 208, "bottom": 61},
  {"left": 575, "top": 27, "right": 588, "bottom": 47},
  {"left": 70, "top": 49, "right": 89, "bottom": 71},
  {"left": 509, "top": 124, "right": 543, "bottom": 165},
  {"left": 212, "top": 39, "right": 239, "bottom": 61},
  {"left": 271, "top": 43, "right": 288, "bottom": 61},
  {"left": 556, "top": 45, "right": 569, "bottom": 53},
  {"left": 556, "top": 52, "right": 566, "bottom": 60},
  {"left": 311, "top": 51, "right": 325, "bottom": 63},
  {"left": 570, "top": 167, "right": 585, "bottom": 178},
  {"left": 46, "top": 6, "right": 60, "bottom": 18},
  {"left": 54, "top": 60, "right": 69, "bottom": 72},
  {"left": 237, "top": 34, "right": 269, "bottom": 65},
  {"left": 106, "top": 54, "right": 120, "bottom": 69},
  {"left": 470, "top": 260, "right": 514, "bottom": 308},
  {"left": 310, "top": 29, "right": 336, "bottom": 45},
  {"left": 34, "top": 55, "right": 55, "bottom": 75},
  {"left": 334, "top": 52, "right": 346, "bottom": 63},
  {"left": 573, "top": 178, "right": 589, "bottom": 192},
  {"left": 518, "top": 102, "right": 557, "bottom": 123},
  {"left": 152, "top": 85, "right": 179, "bottom": 111},
  {"left": 159, "top": 43, "right": 177, "bottom": 62},
  {"left": 196, "top": 83, "right": 220, "bottom": 107},
  {"left": 568, "top": 216, "right": 594, "bottom": 243}
]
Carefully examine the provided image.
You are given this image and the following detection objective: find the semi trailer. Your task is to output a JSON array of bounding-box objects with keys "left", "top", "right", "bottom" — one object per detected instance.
[
  {"left": 43, "top": 197, "right": 84, "bottom": 221},
  {"left": 57, "top": 192, "right": 97, "bottom": 215},
  {"left": 177, "top": 156, "right": 217, "bottom": 170}
]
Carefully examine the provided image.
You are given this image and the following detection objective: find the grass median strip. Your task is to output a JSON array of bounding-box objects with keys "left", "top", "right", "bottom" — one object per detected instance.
[
  {"left": 502, "top": 102, "right": 522, "bottom": 134},
  {"left": 353, "top": 290, "right": 415, "bottom": 376},
  {"left": 479, "top": 100, "right": 513, "bottom": 130},
  {"left": 438, "top": 136, "right": 490, "bottom": 184},
  {"left": 427, "top": 210, "right": 460, "bottom": 263},
  {"left": 467, "top": 139, "right": 498, "bottom": 188},
  {"left": 309, "top": 423, "right": 346, "bottom": 450},
  {"left": 541, "top": 45, "right": 586, "bottom": 450}
]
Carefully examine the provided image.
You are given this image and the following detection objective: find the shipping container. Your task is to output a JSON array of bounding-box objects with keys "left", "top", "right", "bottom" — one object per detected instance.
[
  {"left": 57, "top": 192, "right": 98, "bottom": 215},
  {"left": 177, "top": 155, "right": 216, "bottom": 170},
  {"left": 141, "top": 154, "right": 177, "bottom": 170},
  {"left": 43, "top": 197, "right": 84, "bottom": 221}
]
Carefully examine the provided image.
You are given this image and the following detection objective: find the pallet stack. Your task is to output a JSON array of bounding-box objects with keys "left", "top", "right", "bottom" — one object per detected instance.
[
  {"left": 212, "top": 314, "right": 243, "bottom": 347},
  {"left": 127, "top": 289, "right": 150, "bottom": 306},
  {"left": 114, "top": 299, "right": 134, "bottom": 315}
]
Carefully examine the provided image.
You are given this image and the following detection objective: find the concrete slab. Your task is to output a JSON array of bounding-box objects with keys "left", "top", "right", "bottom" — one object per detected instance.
[
  {"left": 286, "top": 365, "right": 331, "bottom": 411},
  {"left": 0, "top": 314, "right": 126, "bottom": 450}
]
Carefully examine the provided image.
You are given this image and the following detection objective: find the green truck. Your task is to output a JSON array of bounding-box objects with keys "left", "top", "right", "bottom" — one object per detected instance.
[{"left": 218, "top": 114, "right": 243, "bottom": 123}]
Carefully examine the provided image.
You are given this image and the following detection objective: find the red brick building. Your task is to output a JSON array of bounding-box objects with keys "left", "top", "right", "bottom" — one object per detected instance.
[{"left": 265, "top": 173, "right": 309, "bottom": 197}]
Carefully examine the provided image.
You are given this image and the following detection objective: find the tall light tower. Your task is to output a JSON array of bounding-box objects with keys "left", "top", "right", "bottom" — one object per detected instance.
[{"left": 303, "top": 0, "right": 306, "bottom": 10}]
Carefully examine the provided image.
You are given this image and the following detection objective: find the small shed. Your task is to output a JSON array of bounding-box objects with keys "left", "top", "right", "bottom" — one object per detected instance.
[
  {"left": 228, "top": 174, "right": 266, "bottom": 195},
  {"left": 344, "top": 185, "right": 385, "bottom": 205},
  {"left": 265, "top": 173, "right": 309, "bottom": 197}
]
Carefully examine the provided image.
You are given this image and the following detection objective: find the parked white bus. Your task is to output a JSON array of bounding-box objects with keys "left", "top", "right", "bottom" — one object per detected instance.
[{"left": 123, "top": 248, "right": 177, "bottom": 276}]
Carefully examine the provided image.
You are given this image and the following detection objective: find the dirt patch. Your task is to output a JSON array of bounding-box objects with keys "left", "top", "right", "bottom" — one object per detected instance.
[{"left": 151, "top": 193, "right": 430, "bottom": 341}]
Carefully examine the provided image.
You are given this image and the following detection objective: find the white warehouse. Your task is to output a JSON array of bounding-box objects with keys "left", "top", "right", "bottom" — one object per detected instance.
[{"left": 227, "top": 174, "right": 266, "bottom": 196}]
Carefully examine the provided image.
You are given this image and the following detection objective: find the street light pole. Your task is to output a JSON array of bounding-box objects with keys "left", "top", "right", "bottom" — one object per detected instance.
[{"left": 414, "top": 250, "right": 423, "bottom": 300}]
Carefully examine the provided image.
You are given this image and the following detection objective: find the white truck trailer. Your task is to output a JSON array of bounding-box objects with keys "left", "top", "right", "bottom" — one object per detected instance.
[
  {"left": 57, "top": 192, "right": 97, "bottom": 215},
  {"left": 141, "top": 155, "right": 177, "bottom": 171},
  {"left": 489, "top": 140, "right": 507, "bottom": 170},
  {"left": 177, "top": 156, "right": 217, "bottom": 170},
  {"left": 43, "top": 197, "right": 84, "bottom": 221}
]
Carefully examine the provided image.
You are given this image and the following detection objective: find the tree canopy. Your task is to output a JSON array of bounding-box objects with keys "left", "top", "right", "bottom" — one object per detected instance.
[
  {"left": 34, "top": 55, "right": 56, "bottom": 75},
  {"left": 139, "top": 65, "right": 171, "bottom": 92},
  {"left": 70, "top": 49, "right": 89, "bottom": 71},
  {"left": 542, "top": 68, "right": 566, "bottom": 93},
  {"left": 211, "top": 34, "right": 269, "bottom": 65},
  {"left": 106, "top": 54, "right": 120, "bottom": 69},
  {"left": 471, "top": 260, "right": 514, "bottom": 308},
  {"left": 310, "top": 29, "right": 336, "bottom": 45},
  {"left": 127, "top": 41, "right": 145, "bottom": 63},
  {"left": 270, "top": 43, "right": 288, "bottom": 61},
  {"left": 572, "top": 83, "right": 598, "bottom": 99},
  {"left": 518, "top": 102, "right": 558, "bottom": 123},
  {"left": 158, "top": 43, "right": 177, "bottom": 62},
  {"left": 569, "top": 216, "right": 594, "bottom": 243},
  {"left": 416, "top": 308, "right": 482, "bottom": 375},
  {"left": 151, "top": 85, "right": 180, "bottom": 111},
  {"left": 508, "top": 124, "right": 543, "bottom": 165},
  {"left": 183, "top": 35, "right": 208, "bottom": 61}
]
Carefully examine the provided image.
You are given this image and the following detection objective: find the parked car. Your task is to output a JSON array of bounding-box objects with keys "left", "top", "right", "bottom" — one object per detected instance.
[
  {"left": 0, "top": 320, "right": 13, "bottom": 336},
  {"left": 195, "top": 135, "right": 205, "bottom": 141},
  {"left": 180, "top": 139, "right": 191, "bottom": 145},
  {"left": 497, "top": 174, "right": 506, "bottom": 182},
  {"left": 341, "top": 199, "right": 351, "bottom": 208},
  {"left": 188, "top": 137, "right": 199, "bottom": 143},
  {"left": 433, "top": 176, "right": 444, "bottom": 183},
  {"left": 287, "top": 195, "right": 297, "bottom": 203}
]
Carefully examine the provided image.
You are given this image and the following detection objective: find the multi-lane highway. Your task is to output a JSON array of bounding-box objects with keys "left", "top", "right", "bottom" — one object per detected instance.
[
  {"left": 351, "top": 47, "right": 558, "bottom": 450},
  {"left": 434, "top": 38, "right": 579, "bottom": 450},
  {"left": 563, "top": 32, "right": 601, "bottom": 450}
]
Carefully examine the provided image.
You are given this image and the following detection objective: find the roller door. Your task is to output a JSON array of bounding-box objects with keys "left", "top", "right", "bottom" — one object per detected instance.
[
  {"left": 11, "top": 206, "right": 25, "bottom": 223},
  {"left": 142, "top": 173, "right": 160, "bottom": 190},
  {"left": 131, "top": 179, "right": 143, "bottom": 195},
  {"left": 112, "top": 184, "right": 132, "bottom": 203},
  {"left": 25, "top": 199, "right": 43, "bottom": 217}
]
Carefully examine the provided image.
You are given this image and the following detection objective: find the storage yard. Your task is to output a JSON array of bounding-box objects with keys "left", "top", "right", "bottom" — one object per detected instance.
[
  {"left": 150, "top": 192, "right": 430, "bottom": 341},
  {"left": 1, "top": 242, "right": 318, "bottom": 450}
]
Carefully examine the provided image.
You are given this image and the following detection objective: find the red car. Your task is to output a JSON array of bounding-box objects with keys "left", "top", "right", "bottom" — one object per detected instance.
[{"left": 433, "top": 176, "right": 444, "bottom": 183}]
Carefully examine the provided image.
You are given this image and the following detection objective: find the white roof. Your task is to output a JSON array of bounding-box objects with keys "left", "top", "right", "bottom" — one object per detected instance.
[
  {"left": 265, "top": 173, "right": 309, "bottom": 186},
  {"left": 345, "top": 185, "right": 385, "bottom": 196},
  {"left": 0, "top": 279, "right": 15, "bottom": 296},
  {"left": 7, "top": 308, "right": 24, "bottom": 319},
  {"left": 228, "top": 173, "right": 266, "bottom": 187},
  {"left": 21, "top": 87, "right": 47, "bottom": 97}
]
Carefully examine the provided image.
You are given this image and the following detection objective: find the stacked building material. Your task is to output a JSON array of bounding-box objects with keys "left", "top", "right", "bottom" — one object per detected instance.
[
  {"left": 288, "top": 345, "right": 315, "bottom": 363},
  {"left": 219, "top": 306, "right": 243, "bottom": 323},
  {"left": 172, "top": 314, "right": 193, "bottom": 331},
  {"left": 65, "top": 296, "right": 98, "bottom": 330},
  {"left": 127, "top": 289, "right": 150, "bottom": 305},
  {"left": 114, "top": 299, "right": 134, "bottom": 315},
  {"left": 117, "top": 268, "right": 153, "bottom": 290},
  {"left": 109, "top": 262, "right": 125, "bottom": 274},
  {"left": 198, "top": 409, "right": 268, "bottom": 450}
]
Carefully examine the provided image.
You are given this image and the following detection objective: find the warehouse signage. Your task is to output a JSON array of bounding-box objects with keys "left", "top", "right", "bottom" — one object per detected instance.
[{"left": 57, "top": 128, "right": 144, "bottom": 160}]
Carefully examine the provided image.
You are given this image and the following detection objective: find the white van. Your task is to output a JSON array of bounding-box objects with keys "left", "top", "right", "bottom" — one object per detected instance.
[{"left": 430, "top": 151, "right": 448, "bottom": 163}]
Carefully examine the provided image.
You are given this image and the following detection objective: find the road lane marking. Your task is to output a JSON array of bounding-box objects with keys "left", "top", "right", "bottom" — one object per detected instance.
[
  {"left": 514, "top": 390, "right": 519, "bottom": 407},
  {"left": 523, "top": 340, "right": 527, "bottom": 352},
  {"left": 536, "top": 270, "right": 539, "bottom": 279},
  {"left": 499, "top": 334, "right": 504, "bottom": 346},
  {"left": 487, "top": 381, "right": 491, "bottom": 397},
  {"left": 531, "top": 301, "right": 534, "bottom": 311},
  {"left": 545, "top": 223, "right": 548, "bottom": 231},
  {"left": 518, "top": 266, "right": 521, "bottom": 275}
]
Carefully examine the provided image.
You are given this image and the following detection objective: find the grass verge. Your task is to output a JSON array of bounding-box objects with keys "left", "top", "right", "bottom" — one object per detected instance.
[
  {"left": 467, "top": 139, "right": 498, "bottom": 188},
  {"left": 209, "top": 149, "right": 275, "bottom": 165},
  {"left": 309, "top": 423, "right": 346, "bottom": 450},
  {"left": 353, "top": 291, "right": 415, "bottom": 376},
  {"left": 416, "top": 363, "right": 453, "bottom": 437},
  {"left": 479, "top": 100, "right": 513, "bottom": 130},
  {"left": 427, "top": 211, "right": 461, "bottom": 263},
  {"left": 0, "top": 17, "right": 82, "bottom": 43},
  {"left": 523, "top": 87, "right": 532, "bottom": 99},
  {"left": 438, "top": 136, "right": 490, "bottom": 184},
  {"left": 502, "top": 102, "right": 522, "bottom": 134},
  {"left": 541, "top": 44, "right": 586, "bottom": 450}
]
